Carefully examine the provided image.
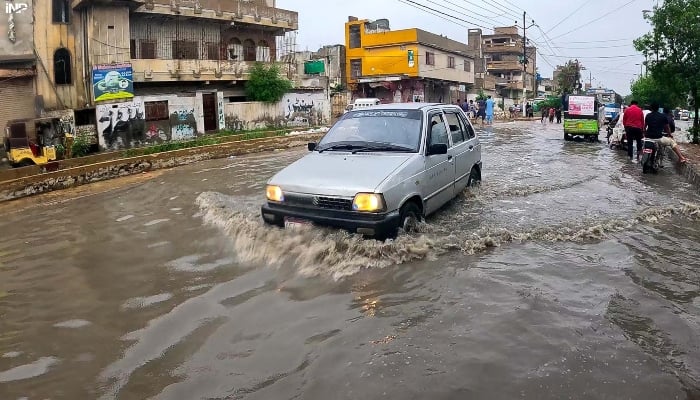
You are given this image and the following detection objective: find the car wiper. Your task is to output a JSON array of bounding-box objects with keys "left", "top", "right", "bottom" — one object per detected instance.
[
  {"left": 351, "top": 143, "right": 414, "bottom": 153},
  {"left": 318, "top": 143, "right": 363, "bottom": 153}
]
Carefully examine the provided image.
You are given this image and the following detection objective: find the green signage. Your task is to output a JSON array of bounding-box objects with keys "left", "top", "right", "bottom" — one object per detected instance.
[{"left": 408, "top": 49, "right": 415, "bottom": 68}]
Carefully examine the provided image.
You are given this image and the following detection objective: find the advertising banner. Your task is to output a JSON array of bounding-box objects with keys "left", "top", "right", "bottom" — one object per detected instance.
[
  {"left": 92, "top": 63, "right": 134, "bottom": 102},
  {"left": 408, "top": 50, "right": 415, "bottom": 68},
  {"left": 567, "top": 95, "right": 595, "bottom": 116}
]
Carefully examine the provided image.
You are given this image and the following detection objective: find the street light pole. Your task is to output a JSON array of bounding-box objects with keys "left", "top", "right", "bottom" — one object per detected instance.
[{"left": 520, "top": 12, "right": 535, "bottom": 117}]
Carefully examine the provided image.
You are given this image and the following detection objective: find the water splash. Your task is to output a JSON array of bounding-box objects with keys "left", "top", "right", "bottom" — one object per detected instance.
[{"left": 196, "top": 192, "right": 700, "bottom": 280}]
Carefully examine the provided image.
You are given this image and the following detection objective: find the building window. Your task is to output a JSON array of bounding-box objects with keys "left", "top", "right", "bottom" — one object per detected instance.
[
  {"left": 448, "top": 56, "right": 456, "bottom": 69},
  {"left": 140, "top": 40, "right": 156, "bottom": 59},
  {"left": 349, "top": 24, "right": 361, "bottom": 49},
  {"left": 350, "top": 59, "right": 362, "bottom": 79},
  {"left": 53, "top": 48, "right": 72, "bottom": 85},
  {"left": 256, "top": 40, "right": 271, "bottom": 62},
  {"left": 206, "top": 42, "right": 220, "bottom": 60},
  {"left": 52, "top": 0, "right": 70, "bottom": 24},
  {"left": 425, "top": 52, "right": 435, "bottom": 66},
  {"left": 463, "top": 60, "right": 471, "bottom": 72},
  {"left": 243, "top": 39, "right": 256, "bottom": 62},
  {"left": 172, "top": 40, "right": 198, "bottom": 59},
  {"left": 145, "top": 101, "right": 169, "bottom": 122},
  {"left": 227, "top": 38, "right": 243, "bottom": 61}
]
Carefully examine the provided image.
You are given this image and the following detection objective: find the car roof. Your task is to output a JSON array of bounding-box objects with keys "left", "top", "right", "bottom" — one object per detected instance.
[{"left": 360, "top": 102, "right": 458, "bottom": 111}]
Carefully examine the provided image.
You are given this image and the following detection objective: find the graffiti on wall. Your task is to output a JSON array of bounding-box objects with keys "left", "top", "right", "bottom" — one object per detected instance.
[
  {"left": 281, "top": 93, "right": 327, "bottom": 127},
  {"left": 96, "top": 101, "right": 146, "bottom": 149},
  {"left": 169, "top": 109, "right": 197, "bottom": 140}
]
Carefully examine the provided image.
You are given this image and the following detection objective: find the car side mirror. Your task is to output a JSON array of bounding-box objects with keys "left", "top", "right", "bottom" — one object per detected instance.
[
  {"left": 307, "top": 142, "right": 316, "bottom": 151},
  {"left": 427, "top": 143, "right": 448, "bottom": 155}
]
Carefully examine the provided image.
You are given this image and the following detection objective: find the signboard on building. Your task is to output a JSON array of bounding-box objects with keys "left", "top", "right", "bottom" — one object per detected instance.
[
  {"left": 567, "top": 95, "right": 595, "bottom": 116},
  {"left": 92, "top": 63, "right": 134, "bottom": 102},
  {"left": 408, "top": 50, "right": 415, "bottom": 68}
]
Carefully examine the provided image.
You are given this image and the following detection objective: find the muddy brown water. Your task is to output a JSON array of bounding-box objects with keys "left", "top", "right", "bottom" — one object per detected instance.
[{"left": 1, "top": 121, "right": 699, "bottom": 399}]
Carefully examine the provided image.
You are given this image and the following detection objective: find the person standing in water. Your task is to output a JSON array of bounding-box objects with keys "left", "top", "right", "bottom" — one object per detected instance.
[{"left": 485, "top": 95, "right": 495, "bottom": 125}]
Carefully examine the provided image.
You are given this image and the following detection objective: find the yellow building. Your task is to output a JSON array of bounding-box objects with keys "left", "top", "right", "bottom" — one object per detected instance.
[{"left": 345, "top": 17, "right": 474, "bottom": 104}]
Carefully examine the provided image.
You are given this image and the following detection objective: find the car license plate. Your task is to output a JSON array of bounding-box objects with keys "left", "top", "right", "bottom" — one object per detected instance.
[
  {"left": 643, "top": 148, "right": 653, "bottom": 154},
  {"left": 284, "top": 217, "right": 310, "bottom": 230}
]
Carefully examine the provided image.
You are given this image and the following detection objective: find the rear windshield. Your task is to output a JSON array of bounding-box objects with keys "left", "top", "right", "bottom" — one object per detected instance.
[{"left": 319, "top": 110, "right": 423, "bottom": 152}]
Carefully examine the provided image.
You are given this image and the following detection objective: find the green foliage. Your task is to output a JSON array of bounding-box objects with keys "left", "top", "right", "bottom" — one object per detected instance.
[
  {"left": 634, "top": 0, "right": 700, "bottom": 143},
  {"left": 71, "top": 136, "right": 92, "bottom": 158},
  {"left": 555, "top": 60, "right": 581, "bottom": 95},
  {"left": 629, "top": 74, "right": 683, "bottom": 109},
  {"left": 536, "top": 97, "right": 562, "bottom": 110},
  {"left": 245, "top": 63, "right": 293, "bottom": 103},
  {"left": 475, "top": 89, "right": 487, "bottom": 101},
  {"left": 330, "top": 83, "right": 345, "bottom": 94}
]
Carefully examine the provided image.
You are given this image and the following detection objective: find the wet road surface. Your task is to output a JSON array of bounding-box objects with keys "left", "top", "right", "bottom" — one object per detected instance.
[{"left": 1, "top": 121, "right": 699, "bottom": 399}]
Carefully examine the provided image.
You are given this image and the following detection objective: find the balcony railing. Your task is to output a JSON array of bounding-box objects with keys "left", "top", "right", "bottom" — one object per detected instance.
[
  {"left": 486, "top": 60, "right": 522, "bottom": 71},
  {"left": 138, "top": 0, "right": 298, "bottom": 27},
  {"left": 131, "top": 59, "right": 294, "bottom": 82},
  {"left": 483, "top": 42, "right": 523, "bottom": 53}
]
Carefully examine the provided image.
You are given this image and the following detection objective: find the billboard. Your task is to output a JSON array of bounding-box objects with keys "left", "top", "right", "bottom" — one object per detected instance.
[
  {"left": 92, "top": 63, "right": 134, "bottom": 102},
  {"left": 567, "top": 95, "right": 595, "bottom": 116}
]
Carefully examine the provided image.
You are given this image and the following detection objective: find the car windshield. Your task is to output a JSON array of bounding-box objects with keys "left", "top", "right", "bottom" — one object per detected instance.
[{"left": 318, "top": 109, "right": 423, "bottom": 152}]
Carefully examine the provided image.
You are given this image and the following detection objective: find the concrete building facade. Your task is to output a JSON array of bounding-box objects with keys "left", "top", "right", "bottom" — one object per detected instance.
[
  {"left": 1, "top": 0, "right": 322, "bottom": 154},
  {"left": 345, "top": 17, "right": 474, "bottom": 104},
  {"left": 467, "top": 27, "right": 537, "bottom": 103}
]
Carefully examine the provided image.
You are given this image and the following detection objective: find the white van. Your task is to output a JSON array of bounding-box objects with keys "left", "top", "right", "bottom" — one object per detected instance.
[{"left": 345, "top": 98, "right": 381, "bottom": 113}]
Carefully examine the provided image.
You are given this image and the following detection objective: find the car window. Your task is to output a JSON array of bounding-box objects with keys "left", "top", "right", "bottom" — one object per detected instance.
[
  {"left": 444, "top": 112, "right": 465, "bottom": 145},
  {"left": 428, "top": 113, "right": 449, "bottom": 147},
  {"left": 318, "top": 109, "right": 423, "bottom": 152},
  {"left": 458, "top": 113, "right": 476, "bottom": 139}
]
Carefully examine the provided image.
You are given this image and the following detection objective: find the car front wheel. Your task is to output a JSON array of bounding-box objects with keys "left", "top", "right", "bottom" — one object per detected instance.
[{"left": 467, "top": 166, "right": 481, "bottom": 187}]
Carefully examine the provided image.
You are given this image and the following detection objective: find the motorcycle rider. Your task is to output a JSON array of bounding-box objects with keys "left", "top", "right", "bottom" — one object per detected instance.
[{"left": 644, "top": 102, "right": 688, "bottom": 164}]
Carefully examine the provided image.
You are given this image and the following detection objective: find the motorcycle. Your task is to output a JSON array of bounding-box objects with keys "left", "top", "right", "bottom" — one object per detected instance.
[
  {"left": 607, "top": 125, "right": 627, "bottom": 150},
  {"left": 640, "top": 137, "right": 667, "bottom": 174}
]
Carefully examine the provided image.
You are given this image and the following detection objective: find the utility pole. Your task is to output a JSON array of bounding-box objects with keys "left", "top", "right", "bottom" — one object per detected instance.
[{"left": 520, "top": 12, "right": 535, "bottom": 117}]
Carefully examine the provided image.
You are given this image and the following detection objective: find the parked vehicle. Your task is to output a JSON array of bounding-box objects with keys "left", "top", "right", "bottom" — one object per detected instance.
[
  {"left": 3, "top": 117, "right": 74, "bottom": 168},
  {"left": 681, "top": 110, "right": 690, "bottom": 121},
  {"left": 344, "top": 98, "right": 382, "bottom": 113},
  {"left": 261, "top": 103, "right": 482, "bottom": 240}
]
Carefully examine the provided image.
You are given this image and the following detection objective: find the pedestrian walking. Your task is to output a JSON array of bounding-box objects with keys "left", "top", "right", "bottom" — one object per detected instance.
[
  {"left": 469, "top": 100, "right": 476, "bottom": 119},
  {"left": 477, "top": 98, "right": 487, "bottom": 125},
  {"left": 460, "top": 99, "right": 469, "bottom": 113},
  {"left": 623, "top": 100, "right": 644, "bottom": 162},
  {"left": 541, "top": 107, "right": 547, "bottom": 124},
  {"left": 548, "top": 107, "right": 555, "bottom": 123},
  {"left": 485, "top": 96, "right": 495, "bottom": 125},
  {"left": 555, "top": 108, "right": 562, "bottom": 124}
]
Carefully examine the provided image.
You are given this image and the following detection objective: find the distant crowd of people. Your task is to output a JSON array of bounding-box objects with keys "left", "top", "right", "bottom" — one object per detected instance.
[{"left": 539, "top": 106, "right": 562, "bottom": 124}]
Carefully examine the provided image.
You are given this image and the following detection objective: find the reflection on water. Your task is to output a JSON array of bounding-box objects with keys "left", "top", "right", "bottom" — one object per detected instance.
[{"left": 0, "top": 121, "right": 699, "bottom": 399}]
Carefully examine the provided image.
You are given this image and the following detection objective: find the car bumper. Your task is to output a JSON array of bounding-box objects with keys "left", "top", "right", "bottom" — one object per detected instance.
[{"left": 261, "top": 202, "right": 401, "bottom": 237}]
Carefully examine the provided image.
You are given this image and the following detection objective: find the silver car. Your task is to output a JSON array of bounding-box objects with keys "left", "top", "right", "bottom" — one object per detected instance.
[{"left": 261, "top": 103, "right": 482, "bottom": 239}]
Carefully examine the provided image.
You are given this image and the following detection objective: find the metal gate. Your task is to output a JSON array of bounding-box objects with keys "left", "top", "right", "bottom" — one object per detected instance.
[
  {"left": 0, "top": 78, "right": 35, "bottom": 135},
  {"left": 202, "top": 93, "right": 218, "bottom": 132}
]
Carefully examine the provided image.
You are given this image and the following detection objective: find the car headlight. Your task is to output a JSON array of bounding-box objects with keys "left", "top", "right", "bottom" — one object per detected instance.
[
  {"left": 352, "top": 193, "right": 385, "bottom": 212},
  {"left": 266, "top": 185, "right": 284, "bottom": 202}
]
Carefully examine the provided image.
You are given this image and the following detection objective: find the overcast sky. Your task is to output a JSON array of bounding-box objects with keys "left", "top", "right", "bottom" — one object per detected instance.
[{"left": 277, "top": 0, "right": 658, "bottom": 95}]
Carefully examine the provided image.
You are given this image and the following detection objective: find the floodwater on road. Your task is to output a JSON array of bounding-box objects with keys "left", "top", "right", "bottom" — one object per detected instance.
[{"left": 1, "top": 121, "right": 699, "bottom": 400}]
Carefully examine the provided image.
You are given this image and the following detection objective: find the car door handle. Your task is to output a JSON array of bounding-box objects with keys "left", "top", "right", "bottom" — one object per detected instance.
[
  {"left": 447, "top": 155, "right": 453, "bottom": 161},
  {"left": 468, "top": 145, "right": 474, "bottom": 150}
]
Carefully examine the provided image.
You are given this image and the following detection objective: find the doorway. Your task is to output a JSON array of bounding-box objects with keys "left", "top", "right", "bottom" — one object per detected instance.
[{"left": 202, "top": 93, "right": 218, "bottom": 132}]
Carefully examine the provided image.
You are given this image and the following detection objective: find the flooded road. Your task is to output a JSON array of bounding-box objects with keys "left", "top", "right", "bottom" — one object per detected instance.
[{"left": 1, "top": 121, "right": 699, "bottom": 399}]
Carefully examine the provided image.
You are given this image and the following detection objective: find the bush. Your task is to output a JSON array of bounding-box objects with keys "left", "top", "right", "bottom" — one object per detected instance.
[
  {"left": 71, "top": 136, "right": 92, "bottom": 158},
  {"left": 245, "top": 63, "right": 293, "bottom": 103}
]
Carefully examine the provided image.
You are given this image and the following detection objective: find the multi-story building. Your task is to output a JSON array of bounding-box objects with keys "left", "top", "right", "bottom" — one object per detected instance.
[
  {"left": 538, "top": 78, "right": 555, "bottom": 97},
  {"left": 1, "top": 0, "right": 300, "bottom": 152},
  {"left": 345, "top": 17, "right": 475, "bottom": 104},
  {"left": 467, "top": 27, "right": 537, "bottom": 103}
]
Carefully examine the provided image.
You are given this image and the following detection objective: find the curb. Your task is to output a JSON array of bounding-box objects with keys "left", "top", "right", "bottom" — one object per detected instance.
[
  {"left": 0, "top": 132, "right": 323, "bottom": 203},
  {"left": 668, "top": 145, "right": 700, "bottom": 191}
]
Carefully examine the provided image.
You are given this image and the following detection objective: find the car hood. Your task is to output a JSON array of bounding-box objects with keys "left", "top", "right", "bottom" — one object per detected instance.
[{"left": 269, "top": 152, "right": 414, "bottom": 196}]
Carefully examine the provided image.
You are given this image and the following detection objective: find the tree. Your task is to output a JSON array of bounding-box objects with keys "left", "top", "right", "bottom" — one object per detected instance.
[
  {"left": 245, "top": 63, "right": 293, "bottom": 103},
  {"left": 629, "top": 74, "right": 683, "bottom": 109},
  {"left": 555, "top": 60, "right": 581, "bottom": 95},
  {"left": 634, "top": 0, "right": 700, "bottom": 143},
  {"left": 475, "top": 89, "right": 487, "bottom": 101}
]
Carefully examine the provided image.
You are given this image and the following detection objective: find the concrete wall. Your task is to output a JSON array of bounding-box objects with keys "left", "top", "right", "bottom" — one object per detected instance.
[
  {"left": 418, "top": 44, "right": 474, "bottom": 84},
  {"left": 224, "top": 91, "right": 330, "bottom": 131},
  {"left": 0, "top": 0, "right": 33, "bottom": 59}
]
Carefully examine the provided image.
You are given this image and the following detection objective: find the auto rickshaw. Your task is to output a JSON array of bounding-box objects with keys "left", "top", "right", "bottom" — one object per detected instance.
[{"left": 3, "top": 117, "right": 73, "bottom": 168}]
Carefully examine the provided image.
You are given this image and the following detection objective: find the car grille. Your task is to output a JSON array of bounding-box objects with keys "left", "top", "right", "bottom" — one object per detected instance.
[{"left": 315, "top": 196, "right": 353, "bottom": 211}]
